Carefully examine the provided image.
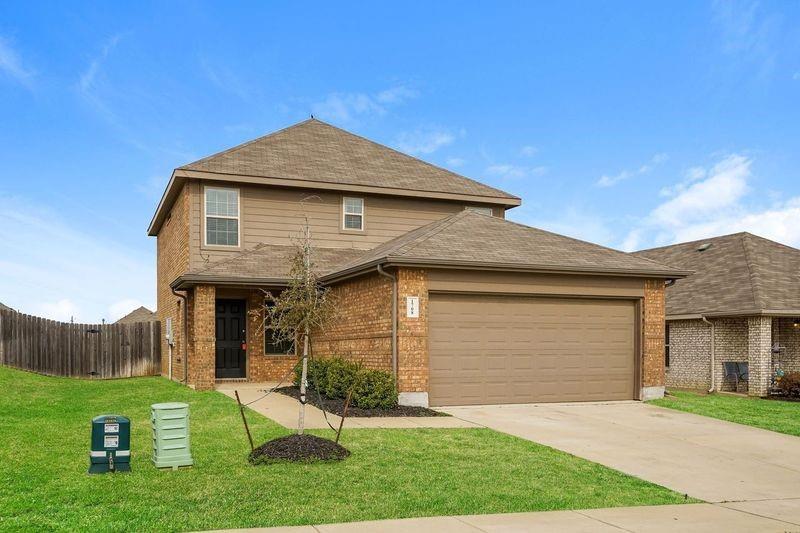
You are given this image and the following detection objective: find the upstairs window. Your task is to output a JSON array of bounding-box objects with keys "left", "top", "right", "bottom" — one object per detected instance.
[
  {"left": 205, "top": 187, "right": 239, "bottom": 246},
  {"left": 465, "top": 206, "right": 493, "bottom": 216},
  {"left": 342, "top": 197, "right": 364, "bottom": 230}
]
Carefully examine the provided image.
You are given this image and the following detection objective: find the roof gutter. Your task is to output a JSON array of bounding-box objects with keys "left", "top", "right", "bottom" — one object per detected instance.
[
  {"left": 376, "top": 265, "right": 398, "bottom": 382},
  {"left": 320, "top": 257, "right": 691, "bottom": 285}
]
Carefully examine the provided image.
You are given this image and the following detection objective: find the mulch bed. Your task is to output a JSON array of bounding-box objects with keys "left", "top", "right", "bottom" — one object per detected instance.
[
  {"left": 276, "top": 386, "right": 447, "bottom": 417},
  {"left": 249, "top": 434, "right": 350, "bottom": 464}
]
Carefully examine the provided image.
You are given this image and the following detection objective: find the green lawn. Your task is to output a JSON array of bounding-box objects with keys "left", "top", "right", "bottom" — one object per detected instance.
[
  {"left": 0, "top": 366, "right": 688, "bottom": 532},
  {"left": 652, "top": 390, "right": 800, "bottom": 437}
]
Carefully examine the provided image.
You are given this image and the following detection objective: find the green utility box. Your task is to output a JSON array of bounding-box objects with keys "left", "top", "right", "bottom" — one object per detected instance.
[
  {"left": 89, "top": 414, "right": 130, "bottom": 474},
  {"left": 151, "top": 402, "right": 193, "bottom": 470}
]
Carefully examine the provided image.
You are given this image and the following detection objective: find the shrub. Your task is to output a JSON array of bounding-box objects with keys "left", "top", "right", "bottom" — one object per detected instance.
[
  {"left": 352, "top": 369, "right": 397, "bottom": 409},
  {"left": 777, "top": 372, "right": 800, "bottom": 399},
  {"left": 294, "top": 356, "right": 398, "bottom": 409},
  {"left": 322, "top": 358, "right": 360, "bottom": 399}
]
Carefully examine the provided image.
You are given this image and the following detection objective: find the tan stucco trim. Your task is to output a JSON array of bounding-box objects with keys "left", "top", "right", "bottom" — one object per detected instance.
[{"left": 149, "top": 169, "right": 522, "bottom": 235}]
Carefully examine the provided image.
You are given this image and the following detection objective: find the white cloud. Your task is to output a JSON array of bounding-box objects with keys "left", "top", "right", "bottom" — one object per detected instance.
[
  {"left": 394, "top": 128, "right": 455, "bottom": 155},
  {"left": 515, "top": 207, "right": 616, "bottom": 247},
  {"left": 375, "top": 85, "right": 419, "bottom": 104},
  {"left": 623, "top": 153, "right": 800, "bottom": 250},
  {"left": 0, "top": 194, "right": 155, "bottom": 322},
  {"left": 597, "top": 153, "right": 668, "bottom": 187},
  {"left": 486, "top": 164, "right": 547, "bottom": 180},
  {"left": 446, "top": 157, "right": 466, "bottom": 167},
  {"left": 711, "top": 0, "right": 779, "bottom": 77},
  {"left": 78, "top": 34, "right": 123, "bottom": 95},
  {"left": 0, "top": 35, "right": 34, "bottom": 86},
  {"left": 311, "top": 84, "right": 418, "bottom": 125},
  {"left": 520, "top": 145, "right": 538, "bottom": 157},
  {"left": 37, "top": 299, "right": 81, "bottom": 323}
]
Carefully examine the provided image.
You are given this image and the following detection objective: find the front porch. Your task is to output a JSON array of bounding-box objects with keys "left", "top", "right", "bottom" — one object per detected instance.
[{"left": 183, "top": 285, "right": 299, "bottom": 390}]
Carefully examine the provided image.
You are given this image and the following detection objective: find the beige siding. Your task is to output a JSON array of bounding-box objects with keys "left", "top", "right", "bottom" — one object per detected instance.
[
  {"left": 188, "top": 180, "right": 503, "bottom": 269},
  {"left": 427, "top": 270, "right": 645, "bottom": 298}
]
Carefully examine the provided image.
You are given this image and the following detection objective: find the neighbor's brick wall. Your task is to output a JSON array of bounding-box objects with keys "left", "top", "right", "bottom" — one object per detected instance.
[
  {"left": 247, "top": 289, "right": 299, "bottom": 381},
  {"left": 773, "top": 318, "right": 800, "bottom": 374},
  {"left": 666, "top": 319, "right": 712, "bottom": 390},
  {"left": 642, "top": 279, "right": 666, "bottom": 389},
  {"left": 156, "top": 183, "right": 190, "bottom": 380},
  {"left": 748, "top": 316, "right": 772, "bottom": 396},
  {"left": 188, "top": 284, "right": 216, "bottom": 390},
  {"left": 713, "top": 317, "right": 749, "bottom": 392},
  {"left": 312, "top": 271, "right": 393, "bottom": 372}
]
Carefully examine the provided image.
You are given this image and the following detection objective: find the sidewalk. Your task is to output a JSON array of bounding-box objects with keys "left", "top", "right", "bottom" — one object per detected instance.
[
  {"left": 215, "top": 382, "right": 478, "bottom": 430},
  {"left": 213, "top": 502, "right": 800, "bottom": 533}
]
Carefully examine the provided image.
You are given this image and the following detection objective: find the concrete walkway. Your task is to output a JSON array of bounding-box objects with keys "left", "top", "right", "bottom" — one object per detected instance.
[
  {"left": 215, "top": 382, "right": 478, "bottom": 429},
  {"left": 215, "top": 502, "right": 800, "bottom": 532}
]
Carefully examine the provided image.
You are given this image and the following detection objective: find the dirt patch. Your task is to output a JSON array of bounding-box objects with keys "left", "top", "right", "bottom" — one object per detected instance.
[
  {"left": 277, "top": 386, "right": 447, "bottom": 417},
  {"left": 249, "top": 434, "right": 350, "bottom": 464}
]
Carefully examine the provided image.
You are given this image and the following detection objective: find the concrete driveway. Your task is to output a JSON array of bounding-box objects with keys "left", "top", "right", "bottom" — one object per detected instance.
[{"left": 442, "top": 401, "right": 800, "bottom": 524}]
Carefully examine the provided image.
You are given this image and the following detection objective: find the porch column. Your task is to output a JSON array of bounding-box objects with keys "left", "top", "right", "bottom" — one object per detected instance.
[
  {"left": 396, "top": 268, "right": 429, "bottom": 407},
  {"left": 747, "top": 316, "right": 772, "bottom": 397},
  {"left": 190, "top": 284, "right": 216, "bottom": 390}
]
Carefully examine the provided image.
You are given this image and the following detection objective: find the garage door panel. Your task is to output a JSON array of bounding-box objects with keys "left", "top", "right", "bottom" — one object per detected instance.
[{"left": 429, "top": 294, "right": 636, "bottom": 406}]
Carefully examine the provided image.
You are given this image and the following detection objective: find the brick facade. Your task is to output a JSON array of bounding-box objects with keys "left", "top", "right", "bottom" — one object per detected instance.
[
  {"left": 247, "top": 289, "right": 299, "bottom": 382},
  {"left": 641, "top": 279, "right": 666, "bottom": 398},
  {"left": 312, "top": 271, "right": 393, "bottom": 372},
  {"left": 156, "top": 183, "right": 190, "bottom": 381},
  {"left": 748, "top": 316, "right": 772, "bottom": 396},
  {"left": 774, "top": 318, "right": 800, "bottom": 374},
  {"left": 188, "top": 284, "right": 216, "bottom": 390},
  {"left": 396, "top": 268, "right": 428, "bottom": 394}
]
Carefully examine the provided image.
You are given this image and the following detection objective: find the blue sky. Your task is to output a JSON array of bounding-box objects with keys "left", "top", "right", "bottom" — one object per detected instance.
[{"left": 1, "top": 1, "right": 798, "bottom": 322}]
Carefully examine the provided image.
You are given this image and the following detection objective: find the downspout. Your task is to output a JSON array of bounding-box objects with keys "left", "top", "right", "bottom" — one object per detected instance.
[
  {"left": 702, "top": 316, "right": 715, "bottom": 392},
  {"left": 171, "top": 287, "right": 189, "bottom": 384},
  {"left": 377, "top": 264, "right": 398, "bottom": 382}
]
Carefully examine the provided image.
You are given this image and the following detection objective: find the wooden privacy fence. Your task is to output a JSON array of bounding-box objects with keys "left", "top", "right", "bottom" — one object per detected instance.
[{"left": 0, "top": 308, "right": 161, "bottom": 378}]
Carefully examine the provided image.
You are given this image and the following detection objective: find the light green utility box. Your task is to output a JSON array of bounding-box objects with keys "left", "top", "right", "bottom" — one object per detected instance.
[{"left": 151, "top": 402, "right": 194, "bottom": 470}]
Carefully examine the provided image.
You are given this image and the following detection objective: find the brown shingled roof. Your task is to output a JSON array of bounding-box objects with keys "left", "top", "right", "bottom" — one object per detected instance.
[
  {"left": 326, "top": 210, "right": 687, "bottom": 280},
  {"left": 172, "top": 243, "right": 366, "bottom": 289},
  {"left": 114, "top": 306, "right": 157, "bottom": 324},
  {"left": 634, "top": 232, "right": 800, "bottom": 317},
  {"left": 181, "top": 118, "right": 518, "bottom": 201}
]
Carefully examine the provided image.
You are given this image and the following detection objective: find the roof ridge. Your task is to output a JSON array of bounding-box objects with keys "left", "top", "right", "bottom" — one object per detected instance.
[
  {"left": 739, "top": 233, "right": 762, "bottom": 311},
  {"left": 392, "top": 210, "right": 472, "bottom": 257},
  {"left": 179, "top": 119, "right": 316, "bottom": 170}
]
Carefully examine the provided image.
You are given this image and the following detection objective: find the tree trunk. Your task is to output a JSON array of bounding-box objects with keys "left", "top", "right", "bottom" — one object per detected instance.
[{"left": 297, "top": 329, "right": 309, "bottom": 435}]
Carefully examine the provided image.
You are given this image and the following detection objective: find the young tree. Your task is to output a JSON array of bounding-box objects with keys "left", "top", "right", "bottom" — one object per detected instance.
[{"left": 259, "top": 221, "right": 337, "bottom": 434}]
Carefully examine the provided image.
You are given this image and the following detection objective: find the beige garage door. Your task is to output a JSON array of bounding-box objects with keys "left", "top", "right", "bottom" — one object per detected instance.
[{"left": 429, "top": 294, "right": 636, "bottom": 406}]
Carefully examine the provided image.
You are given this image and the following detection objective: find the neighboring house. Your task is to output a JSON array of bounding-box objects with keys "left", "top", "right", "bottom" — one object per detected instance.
[
  {"left": 114, "top": 306, "right": 157, "bottom": 324},
  {"left": 148, "top": 118, "right": 685, "bottom": 406},
  {"left": 635, "top": 232, "right": 800, "bottom": 396}
]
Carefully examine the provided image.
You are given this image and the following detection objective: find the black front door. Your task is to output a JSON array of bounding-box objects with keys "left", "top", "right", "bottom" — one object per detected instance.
[{"left": 215, "top": 299, "right": 246, "bottom": 378}]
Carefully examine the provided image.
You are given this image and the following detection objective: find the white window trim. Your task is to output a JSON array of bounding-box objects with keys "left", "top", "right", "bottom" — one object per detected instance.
[
  {"left": 203, "top": 186, "right": 241, "bottom": 247},
  {"left": 342, "top": 196, "right": 365, "bottom": 231}
]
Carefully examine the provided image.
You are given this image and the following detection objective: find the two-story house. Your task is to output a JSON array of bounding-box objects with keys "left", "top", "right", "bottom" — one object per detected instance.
[{"left": 149, "top": 119, "right": 685, "bottom": 407}]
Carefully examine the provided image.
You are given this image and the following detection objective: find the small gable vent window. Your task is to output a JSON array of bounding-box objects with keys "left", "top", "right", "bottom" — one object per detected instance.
[
  {"left": 342, "top": 197, "right": 364, "bottom": 230},
  {"left": 205, "top": 187, "right": 239, "bottom": 246},
  {"left": 465, "top": 206, "right": 493, "bottom": 216}
]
